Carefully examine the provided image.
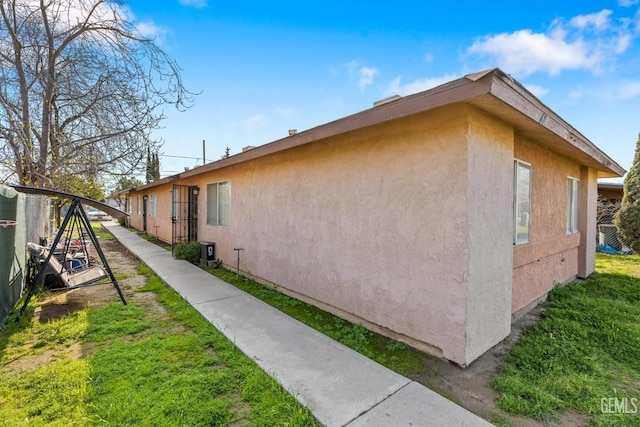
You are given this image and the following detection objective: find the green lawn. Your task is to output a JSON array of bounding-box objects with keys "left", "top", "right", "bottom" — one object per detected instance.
[
  {"left": 0, "top": 262, "right": 316, "bottom": 426},
  {"left": 492, "top": 253, "right": 640, "bottom": 426},
  {"left": 11, "top": 224, "right": 634, "bottom": 426}
]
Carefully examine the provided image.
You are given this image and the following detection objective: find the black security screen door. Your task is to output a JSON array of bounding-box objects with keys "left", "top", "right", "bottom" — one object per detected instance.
[{"left": 172, "top": 184, "right": 198, "bottom": 253}]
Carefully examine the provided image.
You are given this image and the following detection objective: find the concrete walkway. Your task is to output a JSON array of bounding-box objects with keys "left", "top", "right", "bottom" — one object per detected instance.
[{"left": 103, "top": 223, "right": 493, "bottom": 427}]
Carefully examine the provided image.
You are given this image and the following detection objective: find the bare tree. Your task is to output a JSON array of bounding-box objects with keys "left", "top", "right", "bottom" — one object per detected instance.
[{"left": 0, "top": 0, "right": 194, "bottom": 189}]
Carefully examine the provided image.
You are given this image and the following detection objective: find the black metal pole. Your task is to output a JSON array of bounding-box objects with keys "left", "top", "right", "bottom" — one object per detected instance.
[
  {"left": 233, "top": 248, "right": 244, "bottom": 278},
  {"left": 76, "top": 201, "right": 127, "bottom": 305}
]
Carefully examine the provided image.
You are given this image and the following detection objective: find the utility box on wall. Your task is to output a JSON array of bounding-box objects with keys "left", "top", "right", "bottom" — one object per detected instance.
[{"left": 200, "top": 242, "right": 215, "bottom": 267}]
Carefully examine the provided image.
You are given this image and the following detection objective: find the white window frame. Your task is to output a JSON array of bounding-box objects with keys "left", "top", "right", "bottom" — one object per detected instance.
[
  {"left": 149, "top": 193, "right": 157, "bottom": 218},
  {"left": 137, "top": 195, "right": 141, "bottom": 215},
  {"left": 567, "top": 177, "right": 579, "bottom": 234},
  {"left": 207, "top": 181, "right": 231, "bottom": 227},
  {"left": 514, "top": 160, "right": 531, "bottom": 245}
]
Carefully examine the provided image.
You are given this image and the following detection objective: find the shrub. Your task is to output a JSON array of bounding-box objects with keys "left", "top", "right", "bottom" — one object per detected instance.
[
  {"left": 615, "top": 133, "right": 640, "bottom": 253},
  {"left": 174, "top": 241, "right": 201, "bottom": 264}
]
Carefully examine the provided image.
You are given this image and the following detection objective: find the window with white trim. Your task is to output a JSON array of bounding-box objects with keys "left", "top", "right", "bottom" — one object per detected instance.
[
  {"left": 137, "top": 195, "right": 141, "bottom": 215},
  {"left": 567, "top": 177, "right": 579, "bottom": 234},
  {"left": 149, "top": 193, "right": 157, "bottom": 217},
  {"left": 514, "top": 160, "right": 531, "bottom": 245},
  {"left": 207, "top": 181, "right": 231, "bottom": 226}
]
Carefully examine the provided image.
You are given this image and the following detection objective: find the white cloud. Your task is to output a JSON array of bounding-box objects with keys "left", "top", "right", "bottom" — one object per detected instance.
[
  {"left": 178, "top": 0, "right": 208, "bottom": 8},
  {"left": 424, "top": 53, "right": 435, "bottom": 63},
  {"left": 275, "top": 107, "right": 296, "bottom": 118},
  {"left": 615, "top": 32, "right": 633, "bottom": 53},
  {"left": 242, "top": 114, "right": 268, "bottom": 133},
  {"left": 19, "top": 1, "right": 170, "bottom": 46},
  {"left": 467, "top": 9, "right": 634, "bottom": 77},
  {"left": 344, "top": 60, "right": 379, "bottom": 90},
  {"left": 136, "top": 21, "right": 167, "bottom": 41},
  {"left": 24, "top": 0, "right": 122, "bottom": 29},
  {"left": 616, "top": 81, "right": 640, "bottom": 99},
  {"left": 358, "top": 66, "right": 379, "bottom": 90},
  {"left": 468, "top": 30, "right": 600, "bottom": 76},
  {"left": 386, "top": 74, "right": 460, "bottom": 96},
  {"left": 524, "top": 84, "right": 549, "bottom": 98},
  {"left": 569, "top": 10, "right": 613, "bottom": 31},
  {"left": 345, "top": 60, "right": 359, "bottom": 75},
  {"left": 618, "top": 0, "right": 639, "bottom": 6}
]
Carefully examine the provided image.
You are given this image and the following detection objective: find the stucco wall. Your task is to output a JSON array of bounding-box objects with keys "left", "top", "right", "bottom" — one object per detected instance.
[
  {"left": 464, "top": 109, "right": 514, "bottom": 363},
  {"left": 196, "top": 105, "right": 473, "bottom": 363},
  {"left": 122, "top": 102, "right": 598, "bottom": 365},
  {"left": 512, "top": 135, "right": 582, "bottom": 314},
  {"left": 127, "top": 180, "right": 207, "bottom": 245},
  {"left": 152, "top": 104, "right": 516, "bottom": 366},
  {"left": 127, "top": 184, "right": 174, "bottom": 242}
]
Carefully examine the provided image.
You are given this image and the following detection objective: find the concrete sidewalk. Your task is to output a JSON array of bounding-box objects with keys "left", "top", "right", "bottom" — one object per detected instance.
[{"left": 103, "top": 223, "right": 493, "bottom": 427}]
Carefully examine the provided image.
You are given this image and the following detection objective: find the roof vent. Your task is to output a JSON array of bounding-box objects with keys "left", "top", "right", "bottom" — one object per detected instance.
[
  {"left": 288, "top": 129, "right": 297, "bottom": 136},
  {"left": 242, "top": 145, "right": 256, "bottom": 152},
  {"left": 374, "top": 95, "right": 401, "bottom": 107}
]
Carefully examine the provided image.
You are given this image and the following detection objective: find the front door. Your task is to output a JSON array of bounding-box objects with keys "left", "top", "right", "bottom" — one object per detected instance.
[
  {"left": 142, "top": 195, "right": 148, "bottom": 232},
  {"left": 172, "top": 185, "right": 198, "bottom": 253}
]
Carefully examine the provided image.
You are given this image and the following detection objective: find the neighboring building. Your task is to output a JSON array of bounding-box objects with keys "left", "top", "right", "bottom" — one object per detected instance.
[
  {"left": 598, "top": 182, "right": 624, "bottom": 203},
  {"left": 118, "top": 69, "right": 625, "bottom": 366}
]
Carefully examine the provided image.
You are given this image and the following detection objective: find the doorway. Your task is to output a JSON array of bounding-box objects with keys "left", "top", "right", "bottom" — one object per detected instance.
[{"left": 172, "top": 185, "right": 198, "bottom": 253}]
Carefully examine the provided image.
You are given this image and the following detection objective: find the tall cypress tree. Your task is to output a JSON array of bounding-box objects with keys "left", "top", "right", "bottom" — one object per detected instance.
[
  {"left": 153, "top": 153, "right": 161, "bottom": 180},
  {"left": 615, "top": 133, "right": 640, "bottom": 252},
  {"left": 145, "top": 150, "right": 160, "bottom": 182},
  {"left": 145, "top": 146, "right": 152, "bottom": 184}
]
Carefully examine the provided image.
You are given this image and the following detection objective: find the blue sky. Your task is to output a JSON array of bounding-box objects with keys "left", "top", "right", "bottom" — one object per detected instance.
[{"left": 125, "top": 0, "right": 640, "bottom": 181}]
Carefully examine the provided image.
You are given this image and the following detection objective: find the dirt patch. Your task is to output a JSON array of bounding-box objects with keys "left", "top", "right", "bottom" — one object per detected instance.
[
  {"left": 406, "top": 304, "right": 591, "bottom": 427},
  {"left": 417, "top": 307, "right": 547, "bottom": 427},
  {"left": 32, "top": 238, "right": 157, "bottom": 323},
  {"left": 5, "top": 342, "right": 91, "bottom": 373},
  {"left": 6, "top": 236, "right": 163, "bottom": 374}
]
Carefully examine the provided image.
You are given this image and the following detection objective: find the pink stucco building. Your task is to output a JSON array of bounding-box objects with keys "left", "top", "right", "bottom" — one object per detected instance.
[{"left": 119, "top": 69, "right": 624, "bottom": 366}]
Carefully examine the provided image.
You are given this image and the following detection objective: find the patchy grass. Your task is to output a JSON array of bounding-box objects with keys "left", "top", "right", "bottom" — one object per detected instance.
[
  {"left": 492, "top": 253, "right": 640, "bottom": 426},
  {"left": 130, "top": 227, "right": 172, "bottom": 250},
  {"left": 91, "top": 222, "right": 115, "bottom": 240},
  {"left": 207, "top": 268, "right": 433, "bottom": 376},
  {"left": 0, "top": 266, "right": 317, "bottom": 426}
]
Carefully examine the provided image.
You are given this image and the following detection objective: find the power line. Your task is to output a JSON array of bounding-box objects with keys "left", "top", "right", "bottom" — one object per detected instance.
[{"left": 160, "top": 154, "right": 201, "bottom": 160}]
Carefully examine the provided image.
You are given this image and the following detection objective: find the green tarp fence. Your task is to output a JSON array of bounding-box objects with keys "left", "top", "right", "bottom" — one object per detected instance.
[{"left": 0, "top": 185, "right": 26, "bottom": 323}]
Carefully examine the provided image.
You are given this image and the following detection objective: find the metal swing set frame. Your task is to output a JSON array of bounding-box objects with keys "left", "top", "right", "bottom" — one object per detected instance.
[{"left": 17, "top": 193, "right": 126, "bottom": 315}]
